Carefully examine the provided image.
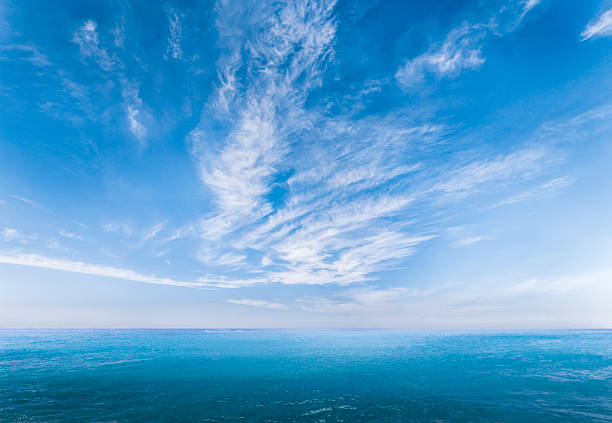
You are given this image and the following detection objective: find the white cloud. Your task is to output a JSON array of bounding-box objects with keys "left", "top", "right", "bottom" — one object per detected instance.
[
  {"left": 11, "top": 195, "right": 40, "bottom": 208},
  {"left": 160, "top": 224, "right": 195, "bottom": 243},
  {"left": 396, "top": 23, "right": 487, "bottom": 88},
  {"left": 127, "top": 106, "right": 146, "bottom": 139},
  {"left": 2, "top": 228, "right": 22, "bottom": 242},
  {"left": 103, "top": 222, "right": 133, "bottom": 237},
  {"left": 141, "top": 221, "right": 167, "bottom": 243},
  {"left": 396, "top": 1, "right": 543, "bottom": 90},
  {"left": 519, "top": 0, "right": 541, "bottom": 21},
  {"left": 581, "top": 8, "right": 612, "bottom": 40},
  {"left": 72, "top": 20, "right": 148, "bottom": 145},
  {"left": 452, "top": 236, "right": 487, "bottom": 248},
  {"left": 227, "top": 299, "right": 288, "bottom": 310},
  {"left": 165, "top": 7, "right": 183, "bottom": 59},
  {"left": 433, "top": 147, "right": 552, "bottom": 196},
  {"left": 0, "top": 44, "right": 51, "bottom": 67},
  {"left": 181, "top": 0, "right": 566, "bottom": 288},
  {"left": 295, "top": 269, "right": 612, "bottom": 328},
  {"left": 122, "top": 83, "right": 147, "bottom": 143},
  {"left": 191, "top": 0, "right": 337, "bottom": 241},
  {"left": 0, "top": 253, "right": 208, "bottom": 288},
  {"left": 496, "top": 176, "right": 573, "bottom": 206},
  {"left": 59, "top": 229, "right": 84, "bottom": 241},
  {"left": 72, "top": 20, "right": 117, "bottom": 70}
]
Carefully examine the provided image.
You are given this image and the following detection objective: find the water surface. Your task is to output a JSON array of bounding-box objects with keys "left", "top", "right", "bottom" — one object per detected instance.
[{"left": 1, "top": 330, "right": 610, "bottom": 422}]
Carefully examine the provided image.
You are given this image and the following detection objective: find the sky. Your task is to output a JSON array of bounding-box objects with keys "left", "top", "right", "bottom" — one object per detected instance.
[{"left": 1, "top": 0, "right": 611, "bottom": 329}]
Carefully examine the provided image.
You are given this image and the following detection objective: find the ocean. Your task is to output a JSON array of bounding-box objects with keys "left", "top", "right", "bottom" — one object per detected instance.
[{"left": 0, "top": 330, "right": 610, "bottom": 422}]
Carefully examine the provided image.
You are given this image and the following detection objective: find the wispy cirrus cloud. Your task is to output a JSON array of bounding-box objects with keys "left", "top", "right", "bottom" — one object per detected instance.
[
  {"left": 0, "top": 253, "right": 214, "bottom": 288},
  {"left": 190, "top": 3, "right": 440, "bottom": 287},
  {"left": 121, "top": 82, "right": 147, "bottom": 143},
  {"left": 182, "top": 0, "right": 565, "bottom": 288},
  {"left": 59, "top": 229, "right": 85, "bottom": 241},
  {"left": 72, "top": 20, "right": 118, "bottom": 70},
  {"left": 165, "top": 6, "right": 183, "bottom": 59},
  {"left": 71, "top": 19, "right": 147, "bottom": 145},
  {"left": 227, "top": 299, "right": 288, "bottom": 310},
  {"left": 432, "top": 147, "right": 554, "bottom": 197},
  {"left": 496, "top": 177, "right": 574, "bottom": 207},
  {"left": 396, "top": 23, "right": 488, "bottom": 88},
  {"left": 452, "top": 236, "right": 488, "bottom": 248},
  {"left": 396, "top": 1, "right": 540, "bottom": 89},
  {"left": 0, "top": 44, "right": 51, "bottom": 67},
  {"left": 519, "top": 0, "right": 541, "bottom": 21},
  {"left": 581, "top": 7, "right": 612, "bottom": 40},
  {"left": 2, "top": 0, "right": 572, "bottom": 292}
]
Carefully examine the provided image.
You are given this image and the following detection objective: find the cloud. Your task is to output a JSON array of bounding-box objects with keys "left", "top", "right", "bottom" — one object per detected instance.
[
  {"left": 72, "top": 20, "right": 147, "bottom": 144},
  {"left": 72, "top": 20, "right": 117, "bottom": 70},
  {"left": 159, "top": 224, "right": 196, "bottom": 243},
  {"left": 191, "top": 0, "right": 337, "bottom": 238},
  {"left": 127, "top": 106, "right": 146, "bottom": 139},
  {"left": 103, "top": 222, "right": 133, "bottom": 237},
  {"left": 181, "top": 0, "right": 566, "bottom": 288},
  {"left": 0, "top": 44, "right": 51, "bottom": 67},
  {"left": 294, "top": 269, "right": 612, "bottom": 328},
  {"left": 227, "top": 299, "right": 288, "bottom": 310},
  {"left": 0, "top": 253, "right": 208, "bottom": 288},
  {"left": 11, "top": 195, "right": 40, "bottom": 208},
  {"left": 496, "top": 176, "right": 574, "bottom": 206},
  {"left": 190, "top": 2, "right": 448, "bottom": 287},
  {"left": 519, "top": 0, "right": 541, "bottom": 21},
  {"left": 121, "top": 83, "right": 147, "bottom": 143},
  {"left": 452, "top": 236, "right": 487, "bottom": 248},
  {"left": 581, "top": 8, "right": 612, "bottom": 40},
  {"left": 141, "top": 221, "right": 167, "bottom": 243},
  {"left": 396, "top": 1, "right": 542, "bottom": 90},
  {"left": 2, "top": 228, "right": 23, "bottom": 242},
  {"left": 396, "top": 23, "right": 487, "bottom": 88},
  {"left": 59, "top": 229, "right": 85, "bottom": 241},
  {"left": 432, "top": 147, "right": 553, "bottom": 197},
  {"left": 165, "top": 7, "right": 183, "bottom": 59}
]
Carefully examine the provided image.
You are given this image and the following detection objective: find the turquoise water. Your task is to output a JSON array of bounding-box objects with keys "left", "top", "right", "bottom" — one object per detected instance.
[{"left": 0, "top": 330, "right": 610, "bottom": 422}]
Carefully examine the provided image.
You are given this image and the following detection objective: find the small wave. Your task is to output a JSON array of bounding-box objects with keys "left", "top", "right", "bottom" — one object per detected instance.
[
  {"left": 93, "top": 358, "right": 152, "bottom": 366},
  {"left": 303, "top": 407, "right": 332, "bottom": 416}
]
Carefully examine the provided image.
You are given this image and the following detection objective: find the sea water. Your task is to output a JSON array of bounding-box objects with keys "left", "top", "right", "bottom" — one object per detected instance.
[{"left": 0, "top": 330, "right": 610, "bottom": 422}]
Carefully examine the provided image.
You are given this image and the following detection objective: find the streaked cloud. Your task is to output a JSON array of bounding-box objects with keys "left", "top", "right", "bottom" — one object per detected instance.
[
  {"left": 396, "top": 23, "right": 487, "bottom": 88},
  {"left": 103, "top": 222, "right": 133, "bottom": 237},
  {"left": 59, "top": 229, "right": 85, "bottom": 241},
  {"left": 0, "top": 44, "right": 51, "bottom": 67},
  {"left": 72, "top": 20, "right": 117, "bottom": 70},
  {"left": 581, "top": 8, "right": 612, "bottom": 40},
  {"left": 141, "top": 221, "right": 167, "bottom": 243},
  {"left": 121, "top": 82, "right": 147, "bottom": 143},
  {"left": 396, "top": 1, "right": 541, "bottom": 89},
  {"left": 452, "top": 236, "right": 487, "bottom": 248},
  {"left": 0, "top": 253, "right": 206, "bottom": 288},
  {"left": 183, "top": 0, "right": 566, "bottom": 288},
  {"left": 519, "top": 0, "right": 541, "bottom": 21},
  {"left": 2, "top": 0, "right": 609, "bottom": 329},
  {"left": 227, "top": 299, "right": 288, "bottom": 310},
  {"left": 496, "top": 177, "right": 574, "bottom": 206},
  {"left": 165, "top": 6, "right": 183, "bottom": 59},
  {"left": 433, "top": 147, "right": 554, "bottom": 197},
  {"left": 71, "top": 19, "right": 148, "bottom": 144}
]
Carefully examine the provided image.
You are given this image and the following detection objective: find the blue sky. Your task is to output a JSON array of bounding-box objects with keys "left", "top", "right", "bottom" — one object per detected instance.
[{"left": 1, "top": 0, "right": 612, "bottom": 328}]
